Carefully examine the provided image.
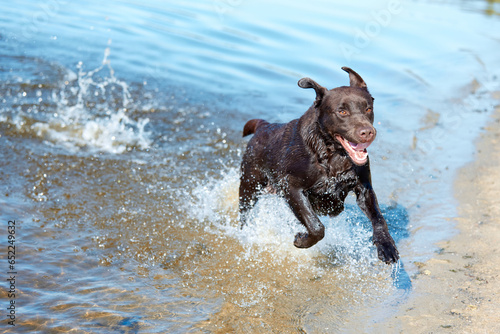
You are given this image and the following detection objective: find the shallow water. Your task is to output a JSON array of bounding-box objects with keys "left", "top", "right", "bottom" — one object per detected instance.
[{"left": 1, "top": 0, "right": 500, "bottom": 332}]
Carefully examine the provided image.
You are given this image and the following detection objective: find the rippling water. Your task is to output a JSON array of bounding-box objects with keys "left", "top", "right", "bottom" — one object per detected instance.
[{"left": 1, "top": 0, "right": 500, "bottom": 332}]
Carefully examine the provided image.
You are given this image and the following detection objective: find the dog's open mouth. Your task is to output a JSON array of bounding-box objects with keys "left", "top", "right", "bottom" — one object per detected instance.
[{"left": 335, "top": 134, "right": 371, "bottom": 166}]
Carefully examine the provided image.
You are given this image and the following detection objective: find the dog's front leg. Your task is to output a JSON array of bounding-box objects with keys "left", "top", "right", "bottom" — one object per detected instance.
[
  {"left": 355, "top": 183, "right": 399, "bottom": 264},
  {"left": 285, "top": 186, "right": 325, "bottom": 248}
]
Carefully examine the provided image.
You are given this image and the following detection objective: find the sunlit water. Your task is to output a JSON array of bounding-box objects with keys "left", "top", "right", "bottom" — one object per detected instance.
[{"left": 1, "top": 0, "right": 500, "bottom": 332}]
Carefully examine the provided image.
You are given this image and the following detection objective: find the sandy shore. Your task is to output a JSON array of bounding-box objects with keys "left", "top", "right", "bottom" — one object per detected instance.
[{"left": 377, "top": 98, "right": 500, "bottom": 333}]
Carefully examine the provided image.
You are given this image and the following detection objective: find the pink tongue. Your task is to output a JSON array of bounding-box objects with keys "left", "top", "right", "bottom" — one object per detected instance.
[{"left": 349, "top": 141, "right": 371, "bottom": 151}]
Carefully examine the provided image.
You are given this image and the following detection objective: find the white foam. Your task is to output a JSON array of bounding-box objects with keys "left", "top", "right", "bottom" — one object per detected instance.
[
  {"left": 32, "top": 109, "right": 152, "bottom": 154},
  {"left": 30, "top": 52, "right": 152, "bottom": 154}
]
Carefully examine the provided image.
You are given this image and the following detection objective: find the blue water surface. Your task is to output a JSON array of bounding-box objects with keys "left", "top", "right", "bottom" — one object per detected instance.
[{"left": 1, "top": 0, "right": 500, "bottom": 332}]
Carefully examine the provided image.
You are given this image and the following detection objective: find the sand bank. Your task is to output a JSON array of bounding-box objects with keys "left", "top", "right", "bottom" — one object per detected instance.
[{"left": 377, "top": 98, "right": 500, "bottom": 333}]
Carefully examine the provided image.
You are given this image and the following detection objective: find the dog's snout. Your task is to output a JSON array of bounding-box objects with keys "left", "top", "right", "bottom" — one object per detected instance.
[{"left": 358, "top": 126, "right": 375, "bottom": 142}]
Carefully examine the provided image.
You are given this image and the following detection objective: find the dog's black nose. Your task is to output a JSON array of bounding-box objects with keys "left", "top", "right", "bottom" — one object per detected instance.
[{"left": 358, "top": 126, "right": 375, "bottom": 142}]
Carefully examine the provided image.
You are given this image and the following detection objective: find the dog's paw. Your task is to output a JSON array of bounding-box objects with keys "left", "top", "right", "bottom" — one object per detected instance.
[
  {"left": 294, "top": 232, "right": 312, "bottom": 248},
  {"left": 294, "top": 232, "right": 320, "bottom": 248},
  {"left": 374, "top": 237, "right": 399, "bottom": 264}
]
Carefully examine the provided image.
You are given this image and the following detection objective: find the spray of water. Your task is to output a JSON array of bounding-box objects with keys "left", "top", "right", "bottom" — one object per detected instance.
[
  {"left": 184, "top": 165, "right": 388, "bottom": 275},
  {"left": 18, "top": 48, "right": 153, "bottom": 154},
  {"left": 177, "top": 163, "right": 401, "bottom": 331}
]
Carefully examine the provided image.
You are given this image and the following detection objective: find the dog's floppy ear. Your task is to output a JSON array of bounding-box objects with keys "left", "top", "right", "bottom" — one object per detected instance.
[
  {"left": 298, "top": 77, "right": 327, "bottom": 107},
  {"left": 341, "top": 67, "right": 367, "bottom": 89}
]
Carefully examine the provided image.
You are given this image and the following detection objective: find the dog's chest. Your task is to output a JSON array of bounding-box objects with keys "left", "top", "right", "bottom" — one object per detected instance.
[{"left": 310, "top": 166, "right": 358, "bottom": 196}]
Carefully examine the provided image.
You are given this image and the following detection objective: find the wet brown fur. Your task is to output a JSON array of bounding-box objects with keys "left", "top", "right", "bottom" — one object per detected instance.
[{"left": 239, "top": 67, "right": 399, "bottom": 264}]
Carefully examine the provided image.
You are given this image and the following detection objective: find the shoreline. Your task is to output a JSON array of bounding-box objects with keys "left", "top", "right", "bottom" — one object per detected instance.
[{"left": 378, "top": 98, "right": 500, "bottom": 332}]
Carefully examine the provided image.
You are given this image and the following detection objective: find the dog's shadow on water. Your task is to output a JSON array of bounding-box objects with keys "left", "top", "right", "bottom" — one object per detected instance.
[
  {"left": 339, "top": 202, "right": 413, "bottom": 294},
  {"left": 380, "top": 203, "right": 413, "bottom": 294}
]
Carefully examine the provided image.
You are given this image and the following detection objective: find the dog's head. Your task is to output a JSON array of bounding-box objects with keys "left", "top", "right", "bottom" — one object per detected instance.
[{"left": 298, "top": 67, "right": 376, "bottom": 166}]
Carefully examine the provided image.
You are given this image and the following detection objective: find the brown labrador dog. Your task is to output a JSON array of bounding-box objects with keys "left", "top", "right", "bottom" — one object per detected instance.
[{"left": 239, "top": 67, "right": 399, "bottom": 264}]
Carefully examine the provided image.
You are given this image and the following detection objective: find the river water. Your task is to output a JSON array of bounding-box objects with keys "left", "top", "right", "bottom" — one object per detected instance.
[{"left": 1, "top": 0, "right": 500, "bottom": 332}]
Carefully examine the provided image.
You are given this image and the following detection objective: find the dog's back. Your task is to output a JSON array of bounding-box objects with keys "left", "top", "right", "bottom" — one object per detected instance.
[{"left": 242, "top": 118, "right": 304, "bottom": 171}]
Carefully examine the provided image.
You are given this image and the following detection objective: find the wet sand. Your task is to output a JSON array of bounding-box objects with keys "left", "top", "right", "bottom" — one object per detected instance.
[{"left": 379, "top": 97, "right": 500, "bottom": 333}]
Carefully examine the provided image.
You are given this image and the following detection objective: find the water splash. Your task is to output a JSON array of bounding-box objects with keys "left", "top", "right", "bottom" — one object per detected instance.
[
  {"left": 13, "top": 48, "right": 153, "bottom": 154},
  {"left": 184, "top": 166, "right": 391, "bottom": 275},
  {"left": 179, "top": 165, "right": 402, "bottom": 332}
]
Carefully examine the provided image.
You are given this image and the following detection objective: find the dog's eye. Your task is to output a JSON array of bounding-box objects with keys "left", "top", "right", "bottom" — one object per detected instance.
[
  {"left": 338, "top": 110, "right": 348, "bottom": 116},
  {"left": 366, "top": 108, "right": 372, "bottom": 113}
]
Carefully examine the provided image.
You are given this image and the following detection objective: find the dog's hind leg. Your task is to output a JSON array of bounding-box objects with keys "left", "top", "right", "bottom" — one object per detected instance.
[{"left": 239, "top": 165, "right": 265, "bottom": 227}]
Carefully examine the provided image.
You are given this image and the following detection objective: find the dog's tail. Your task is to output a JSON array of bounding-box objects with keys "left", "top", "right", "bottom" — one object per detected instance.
[{"left": 243, "top": 119, "right": 268, "bottom": 137}]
